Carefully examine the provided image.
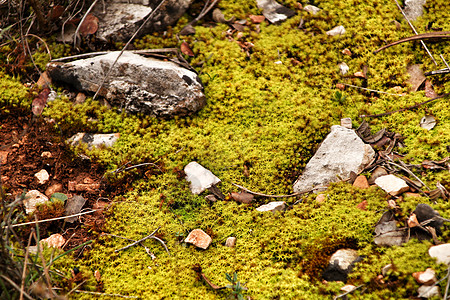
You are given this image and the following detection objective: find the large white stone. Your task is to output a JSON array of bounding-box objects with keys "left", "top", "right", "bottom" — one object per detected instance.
[
  {"left": 404, "top": 0, "right": 426, "bottom": 21},
  {"left": 184, "top": 162, "right": 221, "bottom": 195},
  {"left": 375, "top": 175, "right": 409, "bottom": 196},
  {"left": 23, "top": 190, "right": 49, "bottom": 214},
  {"left": 293, "top": 125, "right": 375, "bottom": 193},
  {"left": 429, "top": 243, "right": 450, "bottom": 265},
  {"left": 256, "top": 201, "right": 286, "bottom": 213}
]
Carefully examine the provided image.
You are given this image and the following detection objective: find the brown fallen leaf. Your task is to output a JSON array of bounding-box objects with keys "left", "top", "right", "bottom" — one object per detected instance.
[
  {"left": 32, "top": 88, "right": 50, "bottom": 116},
  {"left": 230, "top": 191, "right": 254, "bottom": 204},
  {"left": 79, "top": 14, "right": 98, "bottom": 36},
  {"left": 424, "top": 80, "right": 438, "bottom": 98},
  {"left": 356, "top": 200, "right": 367, "bottom": 210},
  {"left": 180, "top": 41, "right": 194, "bottom": 57},
  {"left": 249, "top": 15, "right": 265, "bottom": 23},
  {"left": 36, "top": 71, "right": 52, "bottom": 88}
]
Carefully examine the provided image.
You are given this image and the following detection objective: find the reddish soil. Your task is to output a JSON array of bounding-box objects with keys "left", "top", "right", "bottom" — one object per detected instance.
[{"left": 0, "top": 107, "right": 109, "bottom": 253}]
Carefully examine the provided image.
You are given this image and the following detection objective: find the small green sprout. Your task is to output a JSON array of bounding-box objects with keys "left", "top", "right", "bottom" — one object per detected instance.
[{"left": 225, "top": 272, "right": 247, "bottom": 300}]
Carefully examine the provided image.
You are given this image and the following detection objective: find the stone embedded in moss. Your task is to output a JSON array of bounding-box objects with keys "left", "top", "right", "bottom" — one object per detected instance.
[{"left": 185, "top": 229, "right": 212, "bottom": 249}]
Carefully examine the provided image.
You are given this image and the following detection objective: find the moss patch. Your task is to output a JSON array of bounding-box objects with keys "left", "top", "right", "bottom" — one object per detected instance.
[{"left": 2, "top": 0, "right": 450, "bottom": 298}]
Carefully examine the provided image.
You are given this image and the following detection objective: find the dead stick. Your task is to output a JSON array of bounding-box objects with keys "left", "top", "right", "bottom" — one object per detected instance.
[
  {"left": 359, "top": 93, "right": 450, "bottom": 118},
  {"left": 231, "top": 182, "right": 312, "bottom": 198},
  {"left": 374, "top": 32, "right": 450, "bottom": 54},
  {"left": 393, "top": 0, "right": 437, "bottom": 65}
]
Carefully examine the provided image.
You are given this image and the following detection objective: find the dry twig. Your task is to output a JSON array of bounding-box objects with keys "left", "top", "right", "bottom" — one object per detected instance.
[
  {"left": 231, "top": 182, "right": 312, "bottom": 198},
  {"left": 360, "top": 93, "right": 450, "bottom": 118},
  {"left": 114, "top": 226, "right": 170, "bottom": 255}
]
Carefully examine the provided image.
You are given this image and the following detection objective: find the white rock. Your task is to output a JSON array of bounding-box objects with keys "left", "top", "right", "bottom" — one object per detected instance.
[
  {"left": 340, "top": 284, "right": 356, "bottom": 293},
  {"left": 41, "top": 234, "right": 66, "bottom": 249},
  {"left": 413, "top": 268, "right": 437, "bottom": 285},
  {"left": 68, "top": 132, "right": 120, "bottom": 150},
  {"left": 417, "top": 285, "right": 440, "bottom": 298},
  {"left": 340, "top": 118, "right": 352, "bottom": 129},
  {"left": 293, "top": 125, "right": 375, "bottom": 193},
  {"left": 381, "top": 264, "right": 392, "bottom": 276},
  {"left": 375, "top": 174, "right": 409, "bottom": 196},
  {"left": 304, "top": 5, "right": 321, "bottom": 15},
  {"left": 185, "top": 229, "right": 212, "bottom": 249},
  {"left": 329, "top": 249, "right": 360, "bottom": 271},
  {"left": 326, "top": 25, "right": 346, "bottom": 36},
  {"left": 184, "top": 162, "right": 221, "bottom": 195},
  {"left": 339, "top": 62, "right": 349, "bottom": 75},
  {"left": 256, "top": 201, "right": 286, "bottom": 213},
  {"left": 429, "top": 243, "right": 450, "bottom": 265},
  {"left": 404, "top": 0, "right": 426, "bottom": 21},
  {"left": 23, "top": 190, "right": 49, "bottom": 214},
  {"left": 225, "top": 237, "right": 236, "bottom": 247},
  {"left": 34, "top": 169, "right": 50, "bottom": 184}
]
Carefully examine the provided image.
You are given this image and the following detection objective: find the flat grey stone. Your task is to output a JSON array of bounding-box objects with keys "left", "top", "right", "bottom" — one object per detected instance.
[
  {"left": 47, "top": 51, "right": 205, "bottom": 118},
  {"left": 256, "top": 201, "right": 286, "bottom": 213},
  {"left": 418, "top": 285, "right": 440, "bottom": 298},
  {"left": 293, "top": 125, "right": 375, "bottom": 193}
]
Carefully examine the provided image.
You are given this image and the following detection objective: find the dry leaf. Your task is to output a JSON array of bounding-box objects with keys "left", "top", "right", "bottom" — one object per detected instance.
[
  {"left": 249, "top": 15, "right": 265, "bottom": 23},
  {"left": 180, "top": 41, "right": 194, "bottom": 57},
  {"left": 424, "top": 80, "right": 438, "bottom": 98},
  {"left": 342, "top": 48, "right": 352, "bottom": 56},
  {"left": 79, "top": 14, "right": 98, "bottom": 36},
  {"left": 32, "top": 88, "right": 50, "bottom": 116},
  {"left": 49, "top": 5, "right": 64, "bottom": 20},
  {"left": 94, "top": 270, "right": 101, "bottom": 282},
  {"left": 36, "top": 71, "right": 52, "bottom": 88},
  {"left": 356, "top": 200, "right": 367, "bottom": 210},
  {"left": 406, "top": 64, "right": 426, "bottom": 92},
  {"left": 354, "top": 71, "right": 365, "bottom": 78},
  {"left": 407, "top": 213, "right": 419, "bottom": 227},
  {"left": 230, "top": 191, "right": 254, "bottom": 204}
]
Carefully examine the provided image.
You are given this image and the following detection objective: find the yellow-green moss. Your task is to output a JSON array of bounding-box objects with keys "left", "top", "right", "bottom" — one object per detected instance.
[{"left": 2, "top": 0, "right": 450, "bottom": 298}]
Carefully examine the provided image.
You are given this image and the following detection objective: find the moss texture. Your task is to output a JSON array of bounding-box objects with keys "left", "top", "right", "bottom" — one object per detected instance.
[{"left": 2, "top": 0, "right": 450, "bottom": 298}]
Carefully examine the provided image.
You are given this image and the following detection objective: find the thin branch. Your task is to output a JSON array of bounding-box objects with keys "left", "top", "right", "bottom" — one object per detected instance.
[
  {"left": 114, "top": 226, "right": 170, "bottom": 255},
  {"left": 439, "top": 54, "right": 450, "bottom": 71},
  {"left": 385, "top": 160, "right": 430, "bottom": 190},
  {"left": 5, "top": 210, "right": 98, "bottom": 228},
  {"left": 393, "top": 0, "right": 437, "bottom": 65},
  {"left": 0, "top": 275, "right": 34, "bottom": 300},
  {"left": 63, "top": 289, "right": 139, "bottom": 298},
  {"left": 51, "top": 48, "right": 179, "bottom": 62},
  {"left": 338, "top": 83, "right": 404, "bottom": 96},
  {"left": 178, "top": 0, "right": 220, "bottom": 36},
  {"left": 359, "top": 93, "right": 450, "bottom": 118},
  {"left": 92, "top": 0, "right": 169, "bottom": 100},
  {"left": 444, "top": 267, "right": 450, "bottom": 300},
  {"left": 231, "top": 182, "right": 312, "bottom": 198},
  {"left": 373, "top": 31, "right": 450, "bottom": 54}
]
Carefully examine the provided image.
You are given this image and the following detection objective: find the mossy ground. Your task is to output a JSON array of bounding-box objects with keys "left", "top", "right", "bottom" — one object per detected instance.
[{"left": 1, "top": 0, "right": 450, "bottom": 298}]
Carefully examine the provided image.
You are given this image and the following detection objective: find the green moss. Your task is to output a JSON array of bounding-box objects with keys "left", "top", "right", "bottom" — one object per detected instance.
[
  {"left": 0, "top": 71, "right": 29, "bottom": 110},
  {"left": 2, "top": 0, "right": 450, "bottom": 298}
]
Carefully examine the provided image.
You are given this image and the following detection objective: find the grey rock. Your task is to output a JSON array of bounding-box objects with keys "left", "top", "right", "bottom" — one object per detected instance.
[
  {"left": 340, "top": 118, "right": 352, "bottom": 129},
  {"left": 323, "top": 249, "right": 362, "bottom": 282},
  {"left": 368, "top": 166, "right": 388, "bottom": 184},
  {"left": 93, "top": 0, "right": 193, "bottom": 42},
  {"left": 374, "top": 220, "right": 406, "bottom": 246},
  {"left": 184, "top": 162, "right": 221, "bottom": 195},
  {"left": 293, "top": 125, "right": 375, "bottom": 193},
  {"left": 404, "top": 0, "right": 426, "bottom": 21},
  {"left": 339, "top": 62, "right": 349, "bottom": 75},
  {"left": 47, "top": 51, "right": 205, "bottom": 118},
  {"left": 257, "top": 0, "right": 295, "bottom": 23},
  {"left": 410, "top": 203, "right": 443, "bottom": 240},
  {"left": 68, "top": 133, "right": 119, "bottom": 150},
  {"left": 256, "top": 201, "right": 286, "bottom": 213},
  {"left": 428, "top": 243, "right": 450, "bottom": 265}
]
